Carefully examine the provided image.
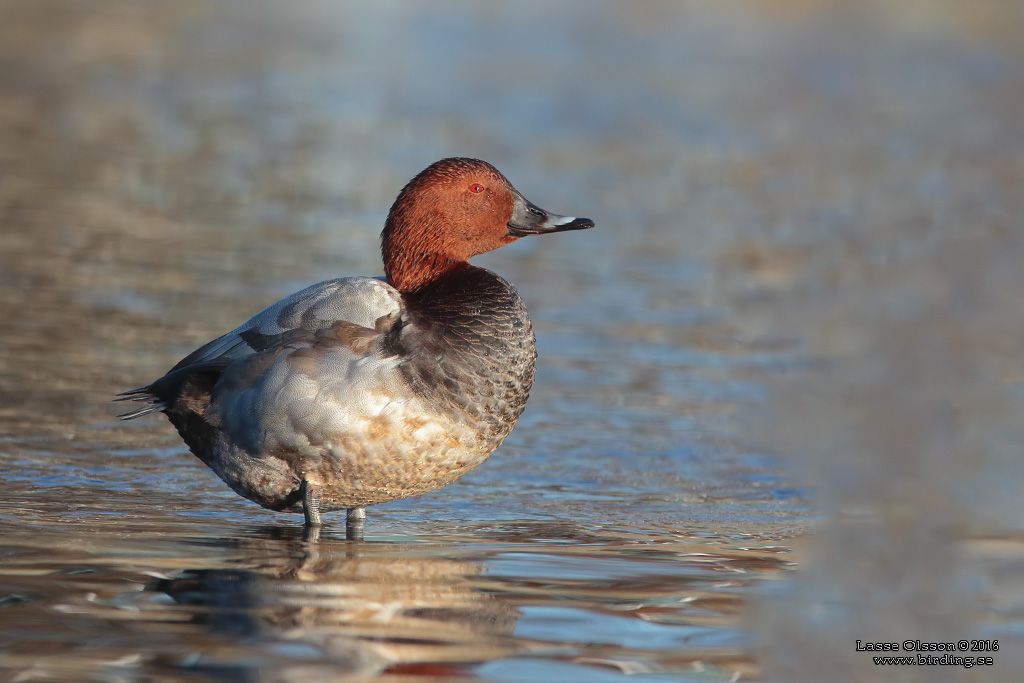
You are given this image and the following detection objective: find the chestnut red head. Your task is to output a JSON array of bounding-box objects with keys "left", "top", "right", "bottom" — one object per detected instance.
[{"left": 381, "top": 158, "right": 593, "bottom": 291}]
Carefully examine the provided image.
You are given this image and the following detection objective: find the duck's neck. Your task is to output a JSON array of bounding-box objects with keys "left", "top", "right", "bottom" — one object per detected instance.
[
  {"left": 386, "top": 252, "right": 463, "bottom": 292},
  {"left": 381, "top": 205, "right": 467, "bottom": 292}
]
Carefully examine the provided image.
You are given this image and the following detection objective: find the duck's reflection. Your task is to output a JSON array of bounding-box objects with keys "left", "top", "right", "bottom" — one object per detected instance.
[{"left": 157, "top": 527, "right": 519, "bottom": 677}]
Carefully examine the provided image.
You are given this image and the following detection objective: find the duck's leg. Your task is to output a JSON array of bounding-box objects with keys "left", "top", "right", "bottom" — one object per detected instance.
[
  {"left": 346, "top": 507, "right": 365, "bottom": 541},
  {"left": 302, "top": 524, "right": 322, "bottom": 543},
  {"left": 301, "top": 480, "right": 323, "bottom": 527}
]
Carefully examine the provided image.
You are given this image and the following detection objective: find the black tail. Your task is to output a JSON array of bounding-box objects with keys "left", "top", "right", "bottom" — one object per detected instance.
[
  {"left": 115, "top": 358, "right": 232, "bottom": 421},
  {"left": 114, "top": 387, "right": 166, "bottom": 419}
]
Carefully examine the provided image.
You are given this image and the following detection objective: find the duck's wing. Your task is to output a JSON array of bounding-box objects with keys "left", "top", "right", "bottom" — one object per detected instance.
[
  {"left": 117, "top": 277, "right": 402, "bottom": 419},
  {"left": 172, "top": 277, "right": 401, "bottom": 370}
]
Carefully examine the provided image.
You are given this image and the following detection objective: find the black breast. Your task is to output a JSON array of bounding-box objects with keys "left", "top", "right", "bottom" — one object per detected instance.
[{"left": 386, "top": 265, "right": 537, "bottom": 447}]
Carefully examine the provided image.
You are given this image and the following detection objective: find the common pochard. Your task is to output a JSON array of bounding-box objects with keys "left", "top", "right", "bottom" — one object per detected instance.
[{"left": 119, "top": 158, "right": 593, "bottom": 537}]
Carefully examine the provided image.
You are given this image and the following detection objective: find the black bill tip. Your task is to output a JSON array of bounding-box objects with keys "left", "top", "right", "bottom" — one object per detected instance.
[{"left": 555, "top": 216, "right": 595, "bottom": 231}]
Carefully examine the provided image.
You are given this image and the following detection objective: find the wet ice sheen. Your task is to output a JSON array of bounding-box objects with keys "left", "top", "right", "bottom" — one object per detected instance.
[{"left": 0, "top": 524, "right": 780, "bottom": 680}]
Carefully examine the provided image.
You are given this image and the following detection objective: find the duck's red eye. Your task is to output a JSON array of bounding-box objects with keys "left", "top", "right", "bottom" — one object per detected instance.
[{"left": 469, "top": 183, "right": 484, "bottom": 193}]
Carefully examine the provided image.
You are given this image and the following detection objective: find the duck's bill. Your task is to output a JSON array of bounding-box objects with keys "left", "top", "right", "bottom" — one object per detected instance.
[{"left": 507, "top": 190, "right": 595, "bottom": 236}]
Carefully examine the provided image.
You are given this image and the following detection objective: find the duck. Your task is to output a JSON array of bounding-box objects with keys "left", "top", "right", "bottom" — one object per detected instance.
[{"left": 118, "top": 158, "right": 593, "bottom": 538}]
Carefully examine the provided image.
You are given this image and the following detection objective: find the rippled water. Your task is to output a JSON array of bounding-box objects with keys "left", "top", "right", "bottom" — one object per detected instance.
[{"left": 2, "top": 1, "right": 1023, "bottom": 681}]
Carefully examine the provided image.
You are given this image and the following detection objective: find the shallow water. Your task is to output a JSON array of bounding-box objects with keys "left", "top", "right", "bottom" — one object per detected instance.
[{"left": 2, "top": 1, "right": 1023, "bottom": 681}]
